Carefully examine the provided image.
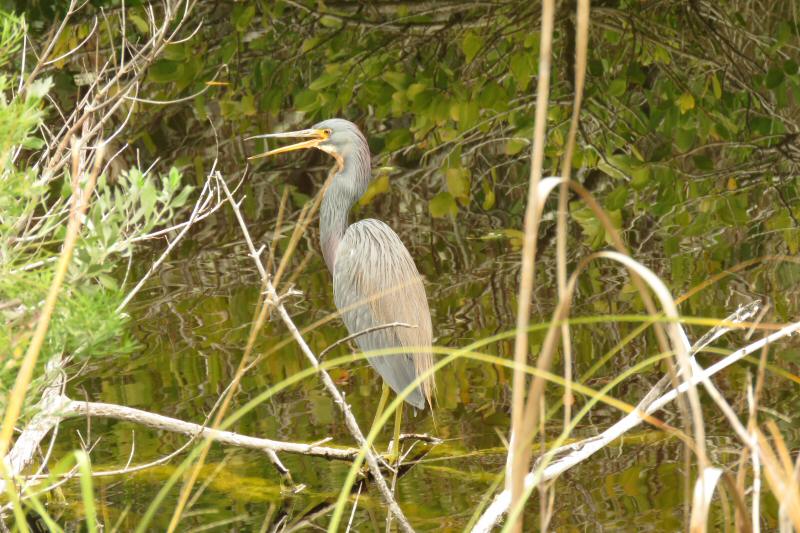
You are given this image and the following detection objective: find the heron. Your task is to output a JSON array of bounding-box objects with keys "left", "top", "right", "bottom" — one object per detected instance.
[{"left": 248, "top": 118, "right": 434, "bottom": 454}]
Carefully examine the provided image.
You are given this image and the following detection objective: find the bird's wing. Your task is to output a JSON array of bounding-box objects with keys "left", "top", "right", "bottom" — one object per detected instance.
[{"left": 333, "top": 219, "right": 433, "bottom": 409}]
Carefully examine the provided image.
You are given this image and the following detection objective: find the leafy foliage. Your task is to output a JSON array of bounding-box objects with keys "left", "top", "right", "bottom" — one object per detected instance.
[
  {"left": 0, "top": 12, "right": 194, "bottom": 414},
  {"left": 31, "top": 0, "right": 795, "bottom": 305}
]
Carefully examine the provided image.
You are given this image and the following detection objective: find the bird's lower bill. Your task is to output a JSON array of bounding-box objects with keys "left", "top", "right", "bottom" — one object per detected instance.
[{"left": 247, "top": 128, "right": 329, "bottom": 160}]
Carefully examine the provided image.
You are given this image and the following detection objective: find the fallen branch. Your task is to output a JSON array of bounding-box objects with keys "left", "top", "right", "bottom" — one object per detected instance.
[
  {"left": 0, "top": 359, "right": 67, "bottom": 494},
  {"left": 2, "top": 389, "right": 363, "bottom": 493},
  {"left": 61, "top": 399, "right": 361, "bottom": 461}
]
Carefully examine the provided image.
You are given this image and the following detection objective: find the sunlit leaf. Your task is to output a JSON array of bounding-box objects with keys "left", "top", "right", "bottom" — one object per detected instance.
[
  {"left": 677, "top": 92, "right": 695, "bottom": 114},
  {"left": 505, "top": 138, "right": 528, "bottom": 155},
  {"left": 445, "top": 168, "right": 470, "bottom": 203},
  {"left": 358, "top": 175, "right": 390, "bottom": 205},
  {"left": 309, "top": 72, "right": 341, "bottom": 91},
  {"left": 429, "top": 191, "right": 458, "bottom": 218},
  {"left": 461, "top": 31, "right": 483, "bottom": 63}
]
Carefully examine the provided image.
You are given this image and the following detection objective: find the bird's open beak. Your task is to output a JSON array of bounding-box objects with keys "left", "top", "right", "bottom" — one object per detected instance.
[{"left": 246, "top": 128, "right": 329, "bottom": 160}]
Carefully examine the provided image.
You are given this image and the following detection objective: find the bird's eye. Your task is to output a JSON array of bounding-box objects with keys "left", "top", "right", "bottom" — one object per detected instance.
[{"left": 323, "top": 128, "right": 332, "bottom": 137}]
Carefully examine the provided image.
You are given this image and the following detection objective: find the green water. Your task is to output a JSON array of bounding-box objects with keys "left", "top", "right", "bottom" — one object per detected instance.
[{"left": 49, "top": 176, "right": 798, "bottom": 531}]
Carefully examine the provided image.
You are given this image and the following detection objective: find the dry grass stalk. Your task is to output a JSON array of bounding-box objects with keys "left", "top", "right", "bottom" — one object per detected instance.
[
  {"left": 506, "top": 1, "right": 555, "bottom": 530},
  {"left": 556, "top": 0, "right": 589, "bottom": 429}
]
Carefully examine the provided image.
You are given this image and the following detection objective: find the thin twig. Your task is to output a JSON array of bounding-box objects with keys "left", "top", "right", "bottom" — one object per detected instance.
[
  {"left": 506, "top": 1, "right": 555, "bottom": 530},
  {"left": 320, "top": 322, "right": 417, "bottom": 359},
  {"left": 116, "top": 174, "right": 220, "bottom": 312}
]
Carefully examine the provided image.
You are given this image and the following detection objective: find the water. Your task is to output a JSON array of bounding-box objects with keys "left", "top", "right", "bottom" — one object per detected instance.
[{"left": 48, "top": 176, "right": 795, "bottom": 531}]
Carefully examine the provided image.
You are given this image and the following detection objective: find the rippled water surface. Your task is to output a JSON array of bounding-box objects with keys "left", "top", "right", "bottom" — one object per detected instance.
[{"left": 51, "top": 176, "right": 799, "bottom": 531}]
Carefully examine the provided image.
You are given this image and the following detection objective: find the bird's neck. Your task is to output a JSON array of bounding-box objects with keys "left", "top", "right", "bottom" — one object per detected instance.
[{"left": 320, "top": 152, "right": 371, "bottom": 271}]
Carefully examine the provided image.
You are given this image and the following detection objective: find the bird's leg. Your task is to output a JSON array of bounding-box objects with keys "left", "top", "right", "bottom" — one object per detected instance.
[
  {"left": 390, "top": 401, "right": 403, "bottom": 464},
  {"left": 371, "top": 383, "right": 390, "bottom": 434}
]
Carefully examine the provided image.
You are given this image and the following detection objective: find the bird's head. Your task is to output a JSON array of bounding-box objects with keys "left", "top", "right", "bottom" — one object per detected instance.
[{"left": 247, "top": 118, "right": 368, "bottom": 168}]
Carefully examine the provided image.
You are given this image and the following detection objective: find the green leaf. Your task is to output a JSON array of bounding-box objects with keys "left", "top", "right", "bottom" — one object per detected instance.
[
  {"left": 711, "top": 74, "right": 722, "bottom": 99},
  {"left": 630, "top": 164, "right": 650, "bottom": 189},
  {"left": 481, "top": 179, "right": 496, "bottom": 210},
  {"left": 172, "top": 187, "right": 193, "bottom": 209},
  {"left": 96, "top": 273, "right": 119, "bottom": 291},
  {"left": 320, "top": 15, "right": 343, "bottom": 28},
  {"left": 478, "top": 82, "right": 505, "bottom": 110},
  {"left": 168, "top": 167, "right": 181, "bottom": 190},
  {"left": 765, "top": 67, "right": 784, "bottom": 89},
  {"left": 500, "top": 229, "right": 524, "bottom": 250},
  {"left": 294, "top": 89, "right": 318, "bottom": 112},
  {"left": 429, "top": 191, "right": 458, "bottom": 218},
  {"left": 445, "top": 168, "right": 470, "bottom": 203},
  {"left": 148, "top": 60, "right": 181, "bottom": 83},
  {"left": 674, "top": 127, "right": 696, "bottom": 151},
  {"left": 509, "top": 53, "right": 533, "bottom": 90},
  {"left": 605, "top": 186, "right": 628, "bottom": 211},
  {"left": 693, "top": 155, "right": 713, "bottom": 170},
  {"left": 608, "top": 78, "right": 627, "bottom": 97},
  {"left": 163, "top": 43, "right": 187, "bottom": 61},
  {"left": 676, "top": 92, "right": 695, "bottom": 114},
  {"left": 450, "top": 101, "right": 479, "bottom": 129},
  {"left": 358, "top": 175, "right": 390, "bottom": 205},
  {"left": 233, "top": 5, "right": 256, "bottom": 32},
  {"left": 301, "top": 37, "right": 321, "bottom": 53},
  {"left": 461, "top": 31, "right": 483, "bottom": 63},
  {"left": 384, "top": 129, "right": 411, "bottom": 151},
  {"left": 505, "top": 138, "right": 528, "bottom": 155},
  {"left": 383, "top": 71, "right": 410, "bottom": 90},
  {"left": 571, "top": 204, "right": 604, "bottom": 249},
  {"left": 597, "top": 154, "right": 634, "bottom": 180},
  {"left": 309, "top": 72, "right": 341, "bottom": 91},
  {"left": 140, "top": 181, "right": 157, "bottom": 216},
  {"left": 407, "top": 83, "right": 435, "bottom": 111},
  {"left": 128, "top": 13, "right": 149, "bottom": 34},
  {"left": 21, "top": 137, "right": 44, "bottom": 149}
]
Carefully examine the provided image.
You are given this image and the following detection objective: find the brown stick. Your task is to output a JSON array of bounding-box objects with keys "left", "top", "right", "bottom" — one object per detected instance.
[{"left": 506, "top": 2, "right": 555, "bottom": 531}]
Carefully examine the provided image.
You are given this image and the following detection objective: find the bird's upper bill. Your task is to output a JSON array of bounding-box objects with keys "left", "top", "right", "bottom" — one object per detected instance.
[{"left": 246, "top": 128, "right": 331, "bottom": 160}]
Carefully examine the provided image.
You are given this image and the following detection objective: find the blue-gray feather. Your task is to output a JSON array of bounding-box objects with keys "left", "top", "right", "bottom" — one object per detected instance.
[
  {"left": 333, "top": 219, "right": 432, "bottom": 409},
  {"left": 314, "top": 118, "right": 434, "bottom": 409}
]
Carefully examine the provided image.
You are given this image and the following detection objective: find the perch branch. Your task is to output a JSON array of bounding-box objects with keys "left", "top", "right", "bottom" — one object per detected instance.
[{"left": 62, "top": 400, "right": 360, "bottom": 461}]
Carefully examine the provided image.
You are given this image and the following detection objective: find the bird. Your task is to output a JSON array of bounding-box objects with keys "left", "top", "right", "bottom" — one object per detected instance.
[{"left": 247, "top": 118, "right": 434, "bottom": 428}]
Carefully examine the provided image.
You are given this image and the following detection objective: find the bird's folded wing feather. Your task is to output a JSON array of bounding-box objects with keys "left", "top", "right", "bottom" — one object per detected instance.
[{"left": 332, "top": 219, "right": 434, "bottom": 407}]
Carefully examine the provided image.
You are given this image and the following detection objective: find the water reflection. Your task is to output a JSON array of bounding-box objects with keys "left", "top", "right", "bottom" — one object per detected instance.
[{"left": 55, "top": 178, "right": 797, "bottom": 531}]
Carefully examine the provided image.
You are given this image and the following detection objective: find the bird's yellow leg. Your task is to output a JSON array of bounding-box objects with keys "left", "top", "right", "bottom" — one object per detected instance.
[
  {"left": 390, "top": 401, "right": 402, "bottom": 463},
  {"left": 371, "top": 383, "right": 390, "bottom": 434}
]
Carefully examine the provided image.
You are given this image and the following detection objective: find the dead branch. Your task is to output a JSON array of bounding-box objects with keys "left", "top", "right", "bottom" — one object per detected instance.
[{"left": 2, "top": 379, "right": 362, "bottom": 496}]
